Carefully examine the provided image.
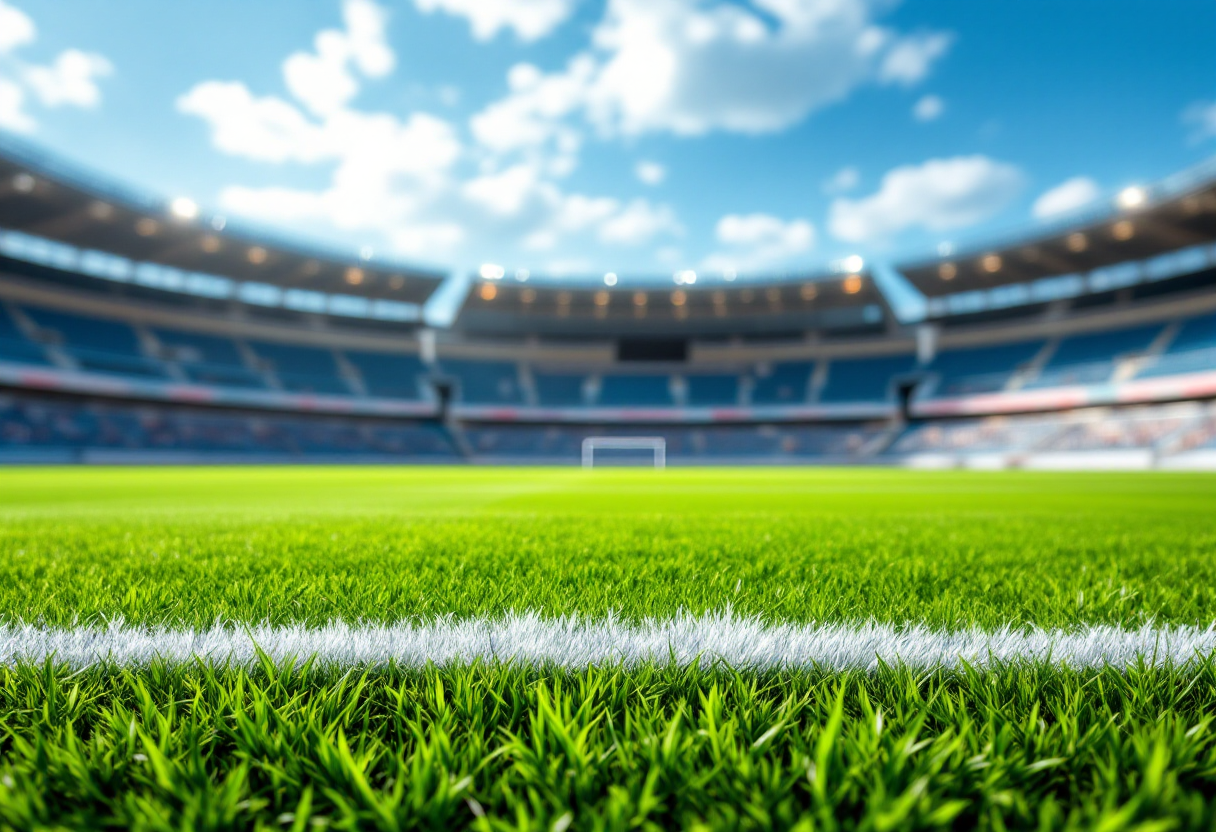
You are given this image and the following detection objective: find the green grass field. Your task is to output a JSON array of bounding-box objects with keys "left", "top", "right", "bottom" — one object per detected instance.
[{"left": 1, "top": 467, "right": 1215, "bottom": 830}]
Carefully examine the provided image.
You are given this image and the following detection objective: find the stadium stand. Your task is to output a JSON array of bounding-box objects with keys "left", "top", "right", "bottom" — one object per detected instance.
[
  {"left": 818, "top": 355, "right": 916, "bottom": 403},
  {"left": 439, "top": 359, "right": 522, "bottom": 404},
  {"left": 0, "top": 144, "right": 1215, "bottom": 467},
  {"left": 598, "top": 374, "right": 673, "bottom": 407},
  {"left": 247, "top": 341, "right": 351, "bottom": 396},
  {"left": 0, "top": 304, "right": 48, "bottom": 365},
  {"left": 153, "top": 328, "right": 266, "bottom": 389},
  {"left": 345, "top": 351, "right": 426, "bottom": 399},
  {"left": 921, "top": 340, "right": 1044, "bottom": 398},
  {"left": 22, "top": 305, "right": 166, "bottom": 378},
  {"left": 533, "top": 372, "right": 587, "bottom": 406},
  {"left": 1025, "top": 324, "right": 1163, "bottom": 388},
  {"left": 750, "top": 362, "right": 812, "bottom": 405}
]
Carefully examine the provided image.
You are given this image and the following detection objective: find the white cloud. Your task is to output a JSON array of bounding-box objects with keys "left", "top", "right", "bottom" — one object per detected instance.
[
  {"left": 283, "top": 0, "right": 393, "bottom": 117},
  {"left": 414, "top": 0, "right": 578, "bottom": 42},
  {"left": 702, "top": 213, "right": 815, "bottom": 273},
  {"left": 598, "top": 198, "right": 680, "bottom": 245},
  {"left": 878, "top": 32, "right": 953, "bottom": 86},
  {"left": 469, "top": 0, "right": 952, "bottom": 147},
  {"left": 0, "top": 1, "right": 35, "bottom": 53},
  {"left": 823, "top": 166, "right": 859, "bottom": 195},
  {"left": 462, "top": 163, "right": 543, "bottom": 216},
  {"left": 829, "top": 155, "right": 1022, "bottom": 243},
  {"left": 0, "top": 2, "right": 112, "bottom": 130},
  {"left": 178, "top": 82, "right": 329, "bottom": 163},
  {"left": 24, "top": 49, "right": 112, "bottom": 108},
  {"left": 635, "top": 160, "right": 665, "bottom": 185},
  {"left": 1183, "top": 100, "right": 1216, "bottom": 144},
  {"left": 0, "top": 77, "right": 33, "bottom": 132},
  {"left": 912, "top": 94, "right": 943, "bottom": 122},
  {"left": 1032, "top": 177, "right": 1100, "bottom": 220}
]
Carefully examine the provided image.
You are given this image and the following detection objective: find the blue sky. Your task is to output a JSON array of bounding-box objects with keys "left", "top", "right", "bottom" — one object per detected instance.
[{"left": 1, "top": 0, "right": 1214, "bottom": 286}]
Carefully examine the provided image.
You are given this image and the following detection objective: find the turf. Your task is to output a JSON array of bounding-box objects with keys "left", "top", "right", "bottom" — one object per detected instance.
[{"left": 1, "top": 466, "right": 1215, "bottom": 830}]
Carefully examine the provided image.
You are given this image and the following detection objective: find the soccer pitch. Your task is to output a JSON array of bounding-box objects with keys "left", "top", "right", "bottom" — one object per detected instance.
[{"left": 1, "top": 467, "right": 1215, "bottom": 829}]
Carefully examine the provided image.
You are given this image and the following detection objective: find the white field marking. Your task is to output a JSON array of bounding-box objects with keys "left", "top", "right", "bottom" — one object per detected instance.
[{"left": 0, "top": 614, "right": 1213, "bottom": 670}]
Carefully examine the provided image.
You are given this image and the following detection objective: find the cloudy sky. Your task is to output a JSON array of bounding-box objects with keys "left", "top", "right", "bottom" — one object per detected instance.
[{"left": 1, "top": 0, "right": 1214, "bottom": 283}]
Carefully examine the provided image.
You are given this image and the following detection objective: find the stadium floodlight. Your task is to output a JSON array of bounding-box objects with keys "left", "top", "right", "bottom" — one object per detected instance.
[
  {"left": 604, "top": 272, "right": 618, "bottom": 286},
  {"left": 582, "top": 436, "right": 666, "bottom": 469},
  {"left": 360, "top": 246, "right": 374, "bottom": 261},
  {"left": 723, "top": 269, "right": 737, "bottom": 281},
  {"left": 674, "top": 269, "right": 697, "bottom": 285},
  {"left": 479, "top": 263, "right": 505, "bottom": 280},
  {"left": 843, "top": 255, "right": 865, "bottom": 273},
  {"left": 1117, "top": 186, "right": 1146, "bottom": 209},
  {"left": 515, "top": 268, "right": 530, "bottom": 281},
  {"left": 169, "top": 197, "right": 198, "bottom": 220}
]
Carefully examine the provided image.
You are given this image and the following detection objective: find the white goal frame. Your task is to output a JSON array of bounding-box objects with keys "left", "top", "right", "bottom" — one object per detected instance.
[{"left": 581, "top": 436, "right": 666, "bottom": 469}]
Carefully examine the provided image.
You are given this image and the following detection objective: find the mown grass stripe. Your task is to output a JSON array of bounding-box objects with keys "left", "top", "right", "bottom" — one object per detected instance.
[{"left": 3, "top": 614, "right": 1214, "bottom": 669}]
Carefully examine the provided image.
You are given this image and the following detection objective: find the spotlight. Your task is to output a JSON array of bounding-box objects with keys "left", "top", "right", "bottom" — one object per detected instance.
[
  {"left": 169, "top": 197, "right": 198, "bottom": 220},
  {"left": 1117, "top": 186, "right": 1146, "bottom": 209},
  {"left": 479, "top": 263, "right": 505, "bottom": 280}
]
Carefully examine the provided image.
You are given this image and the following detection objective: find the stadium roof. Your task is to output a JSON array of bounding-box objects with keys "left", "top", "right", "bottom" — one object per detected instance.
[
  {"left": 0, "top": 139, "right": 446, "bottom": 306},
  {"left": 897, "top": 160, "right": 1216, "bottom": 298},
  {"left": 456, "top": 268, "right": 889, "bottom": 338}
]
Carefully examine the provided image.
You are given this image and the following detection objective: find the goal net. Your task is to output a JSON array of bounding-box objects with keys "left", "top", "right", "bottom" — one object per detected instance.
[{"left": 581, "top": 436, "right": 667, "bottom": 469}]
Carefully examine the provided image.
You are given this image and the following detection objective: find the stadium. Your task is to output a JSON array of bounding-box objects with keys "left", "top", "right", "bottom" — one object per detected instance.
[
  {"left": 1, "top": 0, "right": 1216, "bottom": 829},
  {"left": 1, "top": 143, "right": 1215, "bottom": 469}
]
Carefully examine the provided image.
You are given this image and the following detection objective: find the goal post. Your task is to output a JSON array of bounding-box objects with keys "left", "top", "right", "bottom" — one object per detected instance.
[{"left": 581, "top": 436, "right": 667, "bottom": 469}]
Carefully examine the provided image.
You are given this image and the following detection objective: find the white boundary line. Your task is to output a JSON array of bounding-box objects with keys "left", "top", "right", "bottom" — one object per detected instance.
[{"left": 1, "top": 614, "right": 1214, "bottom": 670}]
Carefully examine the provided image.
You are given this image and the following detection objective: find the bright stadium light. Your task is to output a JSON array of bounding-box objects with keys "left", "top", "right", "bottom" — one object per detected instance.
[
  {"left": 360, "top": 246, "right": 374, "bottom": 261},
  {"left": 843, "top": 255, "right": 864, "bottom": 273},
  {"left": 674, "top": 270, "right": 697, "bottom": 285},
  {"left": 169, "top": 197, "right": 198, "bottom": 220},
  {"left": 515, "top": 268, "right": 530, "bottom": 281},
  {"left": 603, "top": 272, "right": 618, "bottom": 286},
  {"left": 479, "top": 263, "right": 505, "bottom": 280},
  {"left": 723, "top": 269, "right": 737, "bottom": 282},
  {"left": 1117, "top": 186, "right": 1146, "bottom": 209}
]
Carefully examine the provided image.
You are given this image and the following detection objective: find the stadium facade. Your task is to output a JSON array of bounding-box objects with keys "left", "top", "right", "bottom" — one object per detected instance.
[{"left": 1, "top": 140, "right": 1214, "bottom": 468}]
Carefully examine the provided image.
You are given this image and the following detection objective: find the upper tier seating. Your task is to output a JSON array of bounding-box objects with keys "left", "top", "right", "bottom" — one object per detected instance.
[
  {"left": 0, "top": 306, "right": 49, "bottom": 366},
  {"left": 533, "top": 372, "right": 586, "bottom": 406},
  {"left": 345, "top": 351, "right": 426, "bottom": 399},
  {"left": 1026, "top": 324, "right": 1162, "bottom": 389},
  {"left": 750, "top": 362, "right": 812, "bottom": 405},
  {"left": 1137, "top": 312, "right": 1216, "bottom": 378},
  {"left": 819, "top": 354, "right": 915, "bottom": 403},
  {"left": 922, "top": 340, "right": 1044, "bottom": 398},
  {"left": 598, "top": 374, "right": 673, "bottom": 406},
  {"left": 685, "top": 374, "right": 740, "bottom": 406},
  {"left": 247, "top": 340, "right": 352, "bottom": 395},
  {"left": 440, "top": 359, "right": 522, "bottom": 404},
  {"left": 153, "top": 328, "right": 266, "bottom": 389},
  {"left": 22, "top": 306, "right": 166, "bottom": 378}
]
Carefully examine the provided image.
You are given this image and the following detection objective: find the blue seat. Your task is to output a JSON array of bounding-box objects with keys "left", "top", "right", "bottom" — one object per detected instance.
[
  {"left": 750, "top": 362, "right": 812, "bottom": 405},
  {"left": 440, "top": 359, "right": 522, "bottom": 404},
  {"left": 1027, "top": 324, "right": 1162, "bottom": 388},
  {"left": 345, "top": 351, "right": 425, "bottom": 399},
  {"left": 248, "top": 340, "right": 351, "bottom": 395},
  {"left": 0, "top": 306, "right": 49, "bottom": 366},
  {"left": 599, "top": 375, "right": 673, "bottom": 406},
  {"left": 534, "top": 372, "right": 586, "bottom": 406},
  {"left": 1137, "top": 313, "right": 1216, "bottom": 379},
  {"left": 819, "top": 355, "right": 915, "bottom": 403},
  {"left": 686, "top": 374, "right": 739, "bottom": 406},
  {"left": 23, "top": 306, "right": 166, "bottom": 377},
  {"left": 153, "top": 328, "right": 266, "bottom": 389},
  {"left": 925, "top": 340, "right": 1044, "bottom": 398}
]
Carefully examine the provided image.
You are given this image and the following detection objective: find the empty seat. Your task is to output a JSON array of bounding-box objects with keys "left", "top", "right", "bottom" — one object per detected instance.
[
  {"left": 23, "top": 306, "right": 166, "bottom": 377},
  {"left": 0, "top": 306, "right": 48, "bottom": 365},
  {"left": 534, "top": 372, "right": 586, "bottom": 406},
  {"left": 819, "top": 355, "right": 915, "bottom": 403},
  {"left": 924, "top": 340, "right": 1044, "bottom": 398},
  {"left": 248, "top": 341, "right": 351, "bottom": 395},
  {"left": 1137, "top": 313, "right": 1216, "bottom": 378},
  {"left": 345, "top": 351, "right": 425, "bottom": 399},
  {"left": 750, "top": 362, "right": 812, "bottom": 405},
  {"left": 685, "top": 374, "right": 739, "bottom": 406},
  {"left": 1027, "top": 324, "right": 1162, "bottom": 388},
  {"left": 439, "top": 359, "right": 522, "bottom": 404},
  {"left": 153, "top": 329, "right": 266, "bottom": 389},
  {"left": 598, "top": 374, "right": 673, "bottom": 406}
]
